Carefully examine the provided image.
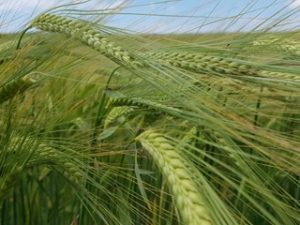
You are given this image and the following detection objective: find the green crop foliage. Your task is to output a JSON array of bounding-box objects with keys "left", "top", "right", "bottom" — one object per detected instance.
[{"left": 0, "top": 1, "right": 299, "bottom": 225}]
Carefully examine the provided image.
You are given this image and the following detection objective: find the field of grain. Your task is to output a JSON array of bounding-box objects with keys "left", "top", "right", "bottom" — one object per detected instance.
[{"left": 0, "top": 2, "right": 300, "bottom": 225}]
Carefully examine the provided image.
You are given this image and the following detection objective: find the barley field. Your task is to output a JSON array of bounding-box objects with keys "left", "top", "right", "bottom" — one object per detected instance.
[{"left": 0, "top": 1, "right": 299, "bottom": 225}]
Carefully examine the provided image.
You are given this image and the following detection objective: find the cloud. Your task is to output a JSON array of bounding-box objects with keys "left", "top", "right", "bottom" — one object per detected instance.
[
  {"left": 97, "top": 0, "right": 127, "bottom": 9},
  {"left": 290, "top": 0, "right": 300, "bottom": 8},
  {"left": 0, "top": 0, "right": 126, "bottom": 14},
  {"left": 0, "top": 0, "right": 128, "bottom": 32},
  {"left": 0, "top": 0, "right": 60, "bottom": 12}
]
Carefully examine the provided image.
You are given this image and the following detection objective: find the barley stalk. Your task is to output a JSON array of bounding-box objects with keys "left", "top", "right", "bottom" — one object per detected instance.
[
  {"left": 136, "top": 130, "right": 212, "bottom": 225},
  {"left": 30, "top": 13, "right": 142, "bottom": 68}
]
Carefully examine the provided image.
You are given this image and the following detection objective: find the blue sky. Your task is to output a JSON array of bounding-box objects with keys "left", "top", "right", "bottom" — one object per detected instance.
[{"left": 0, "top": 0, "right": 300, "bottom": 33}]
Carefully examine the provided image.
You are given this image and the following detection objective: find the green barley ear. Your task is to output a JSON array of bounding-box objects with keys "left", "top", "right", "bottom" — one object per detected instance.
[
  {"left": 136, "top": 130, "right": 212, "bottom": 225},
  {"left": 0, "top": 74, "right": 37, "bottom": 104},
  {"left": 36, "top": 143, "right": 83, "bottom": 183},
  {"left": 146, "top": 51, "right": 300, "bottom": 81},
  {"left": 30, "top": 13, "right": 142, "bottom": 68},
  {"left": 252, "top": 37, "right": 300, "bottom": 56},
  {"left": 104, "top": 106, "right": 134, "bottom": 128},
  {"left": 181, "top": 126, "right": 197, "bottom": 145},
  {"left": 8, "top": 136, "right": 83, "bottom": 183},
  {"left": 146, "top": 51, "right": 258, "bottom": 76},
  {"left": 259, "top": 70, "right": 300, "bottom": 81}
]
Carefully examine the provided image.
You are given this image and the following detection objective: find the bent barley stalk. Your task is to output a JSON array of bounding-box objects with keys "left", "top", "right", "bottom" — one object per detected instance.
[
  {"left": 0, "top": 74, "right": 37, "bottom": 104},
  {"left": 136, "top": 130, "right": 212, "bottom": 225},
  {"left": 30, "top": 13, "right": 142, "bottom": 68}
]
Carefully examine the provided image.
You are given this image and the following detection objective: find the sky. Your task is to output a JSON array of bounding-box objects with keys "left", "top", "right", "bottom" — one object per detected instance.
[{"left": 1, "top": 0, "right": 300, "bottom": 33}]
